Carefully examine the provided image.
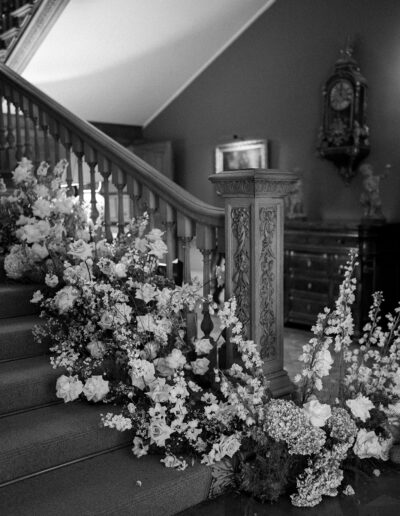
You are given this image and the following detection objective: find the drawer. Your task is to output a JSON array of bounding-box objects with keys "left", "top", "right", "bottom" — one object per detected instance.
[
  {"left": 286, "top": 295, "right": 329, "bottom": 325},
  {"left": 330, "top": 251, "right": 357, "bottom": 277},
  {"left": 287, "top": 276, "right": 330, "bottom": 296},
  {"left": 286, "top": 251, "right": 328, "bottom": 273}
]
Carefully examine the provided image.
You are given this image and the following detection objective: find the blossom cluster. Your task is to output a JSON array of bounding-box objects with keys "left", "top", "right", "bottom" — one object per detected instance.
[
  {"left": 1, "top": 158, "right": 88, "bottom": 281},
  {"left": 33, "top": 215, "right": 269, "bottom": 470}
]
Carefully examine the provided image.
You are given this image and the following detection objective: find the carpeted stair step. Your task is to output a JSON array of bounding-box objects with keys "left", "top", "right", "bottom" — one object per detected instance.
[
  {"left": 0, "top": 284, "right": 41, "bottom": 318},
  {"left": 0, "top": 315, "right": 45, "bottom": 361},
  {"left": 0, "top": 355, "right": 60, "bottom": 415},
  {"left": 0, "top": 402, "right": 132, "bottom": 485},
  {"left": 0, "top": 447, "right": 212, "bottom": 516}
]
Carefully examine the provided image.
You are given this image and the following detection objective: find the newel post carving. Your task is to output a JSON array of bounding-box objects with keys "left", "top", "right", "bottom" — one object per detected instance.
[{"left": 209, "top": 169, "right": 297, "bottom": 396}]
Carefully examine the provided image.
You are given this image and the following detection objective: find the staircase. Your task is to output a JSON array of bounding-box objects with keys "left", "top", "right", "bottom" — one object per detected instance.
[{"left": 0, "top": 279, "right": 212, "bottom": 515}]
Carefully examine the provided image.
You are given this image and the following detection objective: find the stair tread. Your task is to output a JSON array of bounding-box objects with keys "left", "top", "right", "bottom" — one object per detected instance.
[
  {"left": 0, "top": 284, "right": 41, "bottom": 318},
  {"left": 0, "top": 314, "right": 40, "bottom": 332},
  {"left": 0, "top": 402, "right": 132, "bottom": 485},
  {"left": 0, "top": 447, "right": 212, "bottom": 516}
]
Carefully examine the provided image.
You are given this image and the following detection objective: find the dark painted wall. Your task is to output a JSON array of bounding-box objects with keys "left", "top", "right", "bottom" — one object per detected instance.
[{"left": 144, "top": 0, "right": 400, "bottom": 222}]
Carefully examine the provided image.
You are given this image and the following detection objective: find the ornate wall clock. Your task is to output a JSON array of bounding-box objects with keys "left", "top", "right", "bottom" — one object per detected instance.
[{"left": 317, "top": 46, "right": 370, "bottom": 183}]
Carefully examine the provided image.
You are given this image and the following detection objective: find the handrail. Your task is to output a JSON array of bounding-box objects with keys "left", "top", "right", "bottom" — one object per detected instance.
[{"left": 0, "top": 63, "right": 224, "bottom": 228}]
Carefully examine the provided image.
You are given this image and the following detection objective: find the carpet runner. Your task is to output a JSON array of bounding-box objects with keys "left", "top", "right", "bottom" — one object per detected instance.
[{"left": 0, "top": 282, "right": 212, "bottom": 515}]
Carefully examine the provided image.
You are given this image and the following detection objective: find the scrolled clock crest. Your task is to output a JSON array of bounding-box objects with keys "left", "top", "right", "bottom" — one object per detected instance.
[{"left": 317, "top": 43, "right": 370, "bottom": 184}]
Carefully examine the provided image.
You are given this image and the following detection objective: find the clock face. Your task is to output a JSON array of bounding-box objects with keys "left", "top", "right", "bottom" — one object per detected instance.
[{"left": 329, "top": 80, "right": 354, "bottom": 111}]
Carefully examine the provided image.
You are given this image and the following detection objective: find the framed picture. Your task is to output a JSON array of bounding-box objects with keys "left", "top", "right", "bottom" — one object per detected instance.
[{"left": 215, "top": 139, "right": 268, "bottom": 173}]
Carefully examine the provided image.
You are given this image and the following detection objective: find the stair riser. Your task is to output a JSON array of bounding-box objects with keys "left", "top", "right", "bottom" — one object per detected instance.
[
  {"left": 0, "top": 318, "right": 45, "bottom": 361},
  {"left": 0, "top": 370, "right": 59, "bottom": 415},
  {"left": 0, "top": 285, "right": 41, "bottom": 319}
]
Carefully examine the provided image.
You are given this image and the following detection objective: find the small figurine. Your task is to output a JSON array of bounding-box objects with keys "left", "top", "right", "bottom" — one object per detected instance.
[
  {"left": 285, "top": 178, "right": 306, "bottom": 220},
  {"left": 359, "top": 163, "right": 390, "bottom": 220}
]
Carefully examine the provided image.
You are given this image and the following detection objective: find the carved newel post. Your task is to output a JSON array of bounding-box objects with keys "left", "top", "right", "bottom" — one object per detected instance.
[{"left": 209, "top": 169, "right": 297, "bottom": 396}]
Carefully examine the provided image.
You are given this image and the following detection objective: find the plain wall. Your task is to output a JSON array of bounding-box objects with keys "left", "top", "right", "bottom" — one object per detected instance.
[{"left": 144, "top": 0, "right": 400, "bottom": 222}]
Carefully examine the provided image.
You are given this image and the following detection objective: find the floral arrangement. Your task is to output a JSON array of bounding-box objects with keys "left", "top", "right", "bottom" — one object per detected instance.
[
  {"left": 33, "top": 215, "right": 269, "bottom": 472},
  {"left": 237, "top": 251, "right": 400, "bottom": 506},
  {"left": 0, "top": 158, "right": 88, "bottom": 282},
  {"left": 3, "top": 158, "right": 397, "bottom": 507}
]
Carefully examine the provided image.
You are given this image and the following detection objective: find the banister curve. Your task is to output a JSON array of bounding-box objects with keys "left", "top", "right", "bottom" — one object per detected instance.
[{"left": 0, "top": 63, "right": 224, "bottom": 228}]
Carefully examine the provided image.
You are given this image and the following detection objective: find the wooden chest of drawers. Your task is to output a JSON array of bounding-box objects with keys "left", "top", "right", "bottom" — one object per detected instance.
[{"left": 284, "top": 221, "right": 400, "bottom": 333}]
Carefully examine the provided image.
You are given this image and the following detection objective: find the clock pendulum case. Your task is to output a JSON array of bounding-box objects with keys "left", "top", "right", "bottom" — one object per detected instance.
[{"left": 317, "top": 46, "right": 370, "bottom": 183}]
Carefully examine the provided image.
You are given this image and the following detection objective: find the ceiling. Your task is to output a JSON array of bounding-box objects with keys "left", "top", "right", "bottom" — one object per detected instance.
[{"left": 22, "top": 0, "right": 275, "bottom": 127}]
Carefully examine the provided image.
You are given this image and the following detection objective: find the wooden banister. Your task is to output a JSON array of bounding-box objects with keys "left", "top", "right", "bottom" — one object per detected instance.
[{"left": 0, "top": 63, "right": 224, "bottom": 228}]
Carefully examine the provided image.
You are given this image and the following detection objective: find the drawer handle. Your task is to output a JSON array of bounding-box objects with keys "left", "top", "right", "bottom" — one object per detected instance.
[
  {"left": 307, "top": 282, "right": 312, "bottom": 290},
  {"left": 306, "top": 304, "right": 311, "bottom": 312},
  {"left": 307, "top": 259, "right": 312, "bottom": 268}
]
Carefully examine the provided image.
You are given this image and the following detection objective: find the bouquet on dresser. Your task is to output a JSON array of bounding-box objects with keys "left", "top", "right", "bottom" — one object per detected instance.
[{"left": 0, "top": 158, "right": 88, "bottom": 282}]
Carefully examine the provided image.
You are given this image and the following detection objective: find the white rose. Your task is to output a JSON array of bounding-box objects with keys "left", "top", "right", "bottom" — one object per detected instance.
[
  {"left": 147, "top": 378, "right": 170, "bottom": 403},
  {"left": 194, "top": 338, "right": 213, "bottom": 355},
  {"left": 165, "top": 349, "right": 186, "bottom": 370},
  {"left": 45, "top": 273, "right": 59, "bottom": 288},
  {"left": 148, "top": 420, "right": 173, "bottom": 447},
  {"left": 154, "top": 357, "right": 175, "bottom": 377},
  {"left": 303, "top": 399, "right": 332, "bottom": 427},
  {"left": 56, "top": 374, "right": 83, "bottom": 403},
  {"left": 147, "top": 239, "right": 168, "bottom": 259},
  {"left": 87, "top": 340, "right": 106, "bottom": 359},
  {"left": 137, "top": 314, "right": 157, "bottom": 333},
  {"left": 32, "top": 198, "right": 52, "bottom": 219},
  {"left": 113, "top": 303, "right": 132, "bottom": 325},
  {"left": 68, "top": 239, "right": 93, "bottom": 261},
  {"left": 114, "top": 263, "right": 127, "bottom": 278},
  {"left": 346, "top": 395, "right": 374, "bottom": 422},
  {"left": 146, "top": 228, "right": 164, "bottom": 241},
  {"left": 314, "top": 348, "right": 334, "bottom": 377},
  {"left": 353, "top": 429, "right": 392, "bottom": 460},
  {"left": 219, "top": 434, "right": 241, "bottom": 458},
  {"left": 31, "top": 243, "right": 49, "bottom": 261},
  {"left": 130, "top": 359, "right": 155, "bottom": 390},
  {"left": 20, "top": 220, "right": 51, "bottom": 243},
  {"left": 12, "top": 159, "right": 33, "bottom": 183},
  {"left": 34, "top": 184, "right": 49, "bottom": 198},
  {"left": 83, "top": 375, "right": 109, "bottom": 402},
  {"left": 54, "top": 286, "right": 79, "bottom": 313},
  {"left": 135, "top": 283, "right": 158, "bottom": 304},
  {"left": 191, "top": 357, "right": 210, "bottom": 376},
  {"left": 99, "top": 311, "right": 114, "bottom": 330}
]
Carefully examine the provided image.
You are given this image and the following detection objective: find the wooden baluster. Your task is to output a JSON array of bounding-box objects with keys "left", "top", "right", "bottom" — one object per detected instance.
[
  {"left": 39, "top": 110, "right": 50, "bottom": 162},
  {"left": 59, "top": 126, "right": 74, "bottom": 196},
  {"left": 127, "top": 176, "right": 141, "bottom": 219},
  {"left": 99, "top": 156, "right": 113, "bottom": 242},
  {"left": 159, "top": 200, "right": 176, "bottom": 280},
  {"left": 20, "top": 96, "right": 32, "bottom": 159},
  {"left": 6, "top": 98, "right": 15, "bottom": 151},
  {"left": 142, "top": 186, "right": 157, "bottom": 229},
  {"left": 29, "top": 102, "right": 40, "bottom": 169},
  {"left": 197, "top": 224, "right": 216, "bottom": 296},
  {"left": 177, "top": 213, "right": 194, "bottom": 284},
  {"left": 112, "top": 166, "right": 127, "bottom": 237},
  {"left": 85, "top": 145, "right": 99, "bottom": 225},
  {"left": 0, "top": 96, "right": 7, "bottom": 172},
  {"left": 72, "top": 136, "right": 84, "bottom": 202},
  {"left": 14, "top": 101, "right": 23, "bottom": 160},
  {"left": 48, "top": 118, "right": 61, "bottom": 164}
]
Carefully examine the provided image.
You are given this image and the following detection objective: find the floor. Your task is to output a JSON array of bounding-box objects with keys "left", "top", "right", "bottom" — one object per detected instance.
[{"left": 179, "top": 326, "right": 400, "bottom": 516}]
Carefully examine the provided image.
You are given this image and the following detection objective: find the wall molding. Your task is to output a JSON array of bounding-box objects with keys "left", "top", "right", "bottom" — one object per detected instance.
[{"left": 5, "top": 0, "right": 70, "bottom": 74}]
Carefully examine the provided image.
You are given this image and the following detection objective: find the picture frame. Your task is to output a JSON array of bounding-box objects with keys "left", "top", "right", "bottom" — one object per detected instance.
[{"left": 215, "top": 139, "right": 268, "bottom": 173}]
